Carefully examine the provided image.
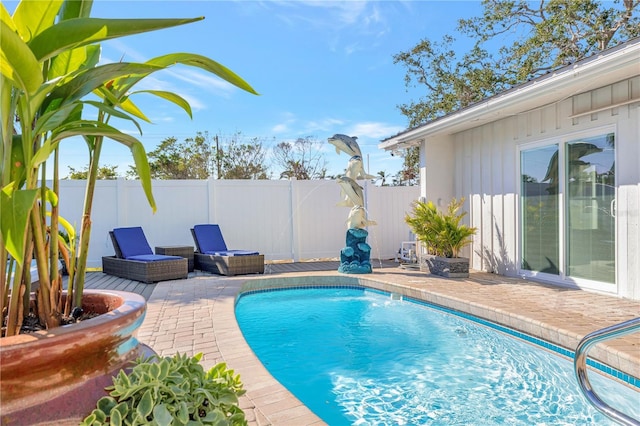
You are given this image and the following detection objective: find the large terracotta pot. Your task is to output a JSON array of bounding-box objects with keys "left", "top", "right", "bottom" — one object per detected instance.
[{"left": 0, "top": 290, "right": 153, "bottom": 425}]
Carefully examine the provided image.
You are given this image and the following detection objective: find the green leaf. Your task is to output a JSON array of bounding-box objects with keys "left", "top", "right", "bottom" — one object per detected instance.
[
  {"left": 158, "top": 357, "right": 170, "bottom": 380},
  {"left": 79, "top": 413, "right": 96, "bottom": 426},
  {"left": 0, "top": 3, "right": 16, "bottom": 32},
  {"left": 44, "top": 62, "right": 162, "bottom": 111},
  {"left": 130, "top": 90, "right": 192, "bottom": 119},
  {"left": 96, "top": 396, "right": 117, "bottom": 415},
  {"left": 34, "top": 101, "right": 83, "bottom": 135},
  {"left": 136, "top": 389, "right": 154, "bottom": 418},
  {"left": 202, "top": 409, "right": 226, "bottom": 423},
  {"left": 113, "top": 96, "right": 150, "bottom": 123},
  {"left": 48, "top": 44, "right": 91, "bottom": 79},
  {"left": 0, "top": 186, "right": 38, "bottom": 266},
  {"left": 147, "top": 52, "right": 259, "bottom": 95},
  {"left": 30, "top": 138, "right": 57, "bottom": 170},
  {"left": 12, "top": 0, "right": 62, "bottom": 42},
  {"left": 149, "top": 362, "right": 161, "bottom": 379},
  {"left": 176, "top": 401, "right": 189, "bottom": 424},
  {"left": 153, "top": 404, "right": 173, "bottom": 426},
  {"left": 58, "top": 0, "right": 93, "bottom": 21},
  {"left": 0, "top": 20, "right": 43, "bottom": 94},
  {"left": 109, "top": 406, "right": 122, "bottom": 426},
  {"left": 113, "top": 401, "right": 129, "bottom": 417},
  {"left": 129, "top": 140, "right": 156, "bottom": 214},
  {"left": 83, "top": 100, "right": 143, "bottom": 134},
  {"left": 29, "top": 17, "right": 204, "bottom": 62},
  {"left": 91, "top": 408, "right": 107, "bottom": 424},
  {"left": 49, "top": 122, "right": 156, "bottom": 212}
]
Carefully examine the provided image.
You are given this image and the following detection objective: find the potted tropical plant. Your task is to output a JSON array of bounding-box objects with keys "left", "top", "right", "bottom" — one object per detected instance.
[
  {"left": 405, "top": 197, "right": 477, "bottom": 278},
  {"left": 0, "top": 0, "right": 257, "bottom": 423}
]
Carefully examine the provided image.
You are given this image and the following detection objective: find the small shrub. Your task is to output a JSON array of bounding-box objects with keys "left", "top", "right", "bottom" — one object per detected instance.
[
  {"left": 405, "top": 197, "right": 477, "bottom": 258},
  {"left": 82, "top": 353, "right": 247, "bottom": 426}
]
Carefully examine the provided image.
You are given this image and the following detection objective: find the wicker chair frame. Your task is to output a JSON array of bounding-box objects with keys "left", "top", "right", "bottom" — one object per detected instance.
[
  {"left": 102, "top": 231, "right": 188, "bottom": 283},
  {"left": 193, "top": 252, "right": 264, "bottom": 276},
  {"left": 190, "top": 227, "right": 264, "bottom": 276}
]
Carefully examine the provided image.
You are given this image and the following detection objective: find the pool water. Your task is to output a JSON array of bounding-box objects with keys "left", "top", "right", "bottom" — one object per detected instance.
[{"left": 235, "top": 287, "right": 640, "bottom": 425}]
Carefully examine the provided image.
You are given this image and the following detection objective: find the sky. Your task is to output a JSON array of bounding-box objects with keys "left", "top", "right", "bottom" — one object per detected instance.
[{"left": 9, "top": 0, "right": 485, "bottom": 180}]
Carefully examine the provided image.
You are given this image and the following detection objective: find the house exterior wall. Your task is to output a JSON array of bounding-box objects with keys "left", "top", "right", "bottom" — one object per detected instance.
[
  {"left": 56, "top": 179, "right": 419, "bottom": 268},
  {"left": 422, "top": 76, "right": 639, "bottom": 299}
]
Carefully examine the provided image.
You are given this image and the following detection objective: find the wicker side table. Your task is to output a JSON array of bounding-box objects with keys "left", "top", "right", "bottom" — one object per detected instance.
[{"left": 155, "top": 245, "right": 194, "bottom": 272}]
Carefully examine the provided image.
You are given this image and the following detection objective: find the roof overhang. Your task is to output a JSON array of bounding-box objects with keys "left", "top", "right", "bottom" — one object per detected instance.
[{"left": 379, "top": 38, "right": 640, "bottom": 151}]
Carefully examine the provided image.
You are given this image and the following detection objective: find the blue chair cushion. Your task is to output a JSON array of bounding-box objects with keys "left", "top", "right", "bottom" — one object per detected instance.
[
  {"left": 112, "top": 227, "right": 153, "bottom": 259},
  {"left": 193, "top": 224, "right": 228, "bottom": 253},
  {"left": 127, "top": 254, "right": 182, "bottom": 262},
  {"left": 203, "top": 249, "right": 259, "bottom": 256},
  {"left": 193, "top": 224, "right": 259, "bottom": 256}
]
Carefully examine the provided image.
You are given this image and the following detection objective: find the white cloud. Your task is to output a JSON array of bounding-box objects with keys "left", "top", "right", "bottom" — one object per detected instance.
[
  {"left": 347, "top": 121, "right": 405, "bottom": 139},
  {"left": 259, "top": 1, "right": 390, "bottom": 55},
  {"left": 272, "top": 123, "right": 290, "bottom": 133},
  {"left": 271, "top": 112, "right": 297, "bottom": 134},
  {"left": 302, "top": 117, "right": 346, "bottom": 134}
]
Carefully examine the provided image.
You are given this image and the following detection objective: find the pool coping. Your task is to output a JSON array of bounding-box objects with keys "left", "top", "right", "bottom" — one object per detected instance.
[{"left": 138, "top": 269, "right": 640, "bottom": 425}]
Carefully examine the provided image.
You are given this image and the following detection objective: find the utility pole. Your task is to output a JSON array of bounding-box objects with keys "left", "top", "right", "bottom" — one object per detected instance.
[{"left": 215, "top": 135, "right": 221, "bottom": 179}]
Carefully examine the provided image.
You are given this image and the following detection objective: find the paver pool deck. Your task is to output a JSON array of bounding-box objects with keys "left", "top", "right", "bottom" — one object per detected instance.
[{"left": 132, "top": 265, "right": 639, "bottom": 426}]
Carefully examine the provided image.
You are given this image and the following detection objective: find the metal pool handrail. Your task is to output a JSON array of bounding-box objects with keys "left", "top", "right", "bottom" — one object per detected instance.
[{"left": 574, "top": 317, "right": 640, "bottom": 426}]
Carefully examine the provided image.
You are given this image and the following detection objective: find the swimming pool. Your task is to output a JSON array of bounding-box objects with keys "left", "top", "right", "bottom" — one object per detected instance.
[{"left": 236, "top": 286, "right": 640, "bottom": 425}]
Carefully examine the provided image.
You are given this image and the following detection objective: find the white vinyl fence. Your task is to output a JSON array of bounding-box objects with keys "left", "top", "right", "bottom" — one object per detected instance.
[{"left": 56, "top": 179, "right": 419, "bottom": 268}]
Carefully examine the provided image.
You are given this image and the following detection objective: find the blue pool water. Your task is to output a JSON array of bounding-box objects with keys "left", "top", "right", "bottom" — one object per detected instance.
[{"left": 235, "top": 287, "right": 640, "bottom": 425}]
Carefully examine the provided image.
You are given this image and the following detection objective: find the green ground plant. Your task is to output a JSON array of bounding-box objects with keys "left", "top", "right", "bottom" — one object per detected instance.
[{"left": 81, "top": 353, "right": 247, "bottom": 426}]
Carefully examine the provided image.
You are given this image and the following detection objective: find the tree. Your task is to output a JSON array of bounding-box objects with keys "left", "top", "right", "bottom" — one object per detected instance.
[
  {"left": 272, "top": 137, "right": 328, "bottom": 180},
  {"left": 128, "top": 131, "right": 214, "bottom": 179},
  {"left": 376, "top": 171, "right": 389, "bottom": 186},
  {"left": 396, "top": 146, "right": 420, "bottom": 186},
  {"left": 66, "top": 165, "right": 119, "bottom": 180},
  {"left": 218, "top": 133, "right": 270, "bottom": 179},
  {"left": 394, "top": 0, "right": 639, "bottom": 127},
  {"left": 127, "top": 131, "right": 270, "bottom": 180}
]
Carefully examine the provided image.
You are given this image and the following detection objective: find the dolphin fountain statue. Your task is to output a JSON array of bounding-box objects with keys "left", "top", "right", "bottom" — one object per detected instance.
[
  {"left": 336, "top": 175, "right": 364, "bottom": 207},
  {"left": 345, "top": 155, "right": 376, "bottom": 181},
  {"left": 329, "top": 134, "right": 376, "bottom": 274},
  {"left": 328, "top": 134, "right": 362, "bottom": 157}
]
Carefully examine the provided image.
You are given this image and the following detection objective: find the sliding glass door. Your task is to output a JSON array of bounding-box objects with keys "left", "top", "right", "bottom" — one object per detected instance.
[
  {"left": 521, "top": 145, "right": 560, "bottom": 274},
  {"left": 520, "top": 133, "right": 616, "bottom": 285}
]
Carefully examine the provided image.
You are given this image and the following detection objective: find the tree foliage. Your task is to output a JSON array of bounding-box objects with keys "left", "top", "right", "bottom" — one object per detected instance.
[
  {"left": 394, "top": 0, "right": 640, "bottom": 127},
  {"left": 129, "top": 131, "right": 214, "bottom": 179},
  {"left": 392, "top": 0, "right": 638, "bottom": 185},
  {"left": 272, "top": 136, "right": 328, "bottom": 180},
  {"left": 127, "top": 131, "right": 270, "bottom": 180},
  {"left": 218, "top": 133, "right": 270, "bottom": 179},
  {"left": 66, "top": 165, "right": 119, "bottom": 180}
]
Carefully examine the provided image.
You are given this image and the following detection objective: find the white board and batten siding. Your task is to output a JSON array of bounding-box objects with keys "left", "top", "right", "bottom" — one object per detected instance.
[
  {"left": 55, "top": 179, "right": 419, "bottom": 269},
  {"left": 424, "top": 76, "right": 639, "bottom": 299}
]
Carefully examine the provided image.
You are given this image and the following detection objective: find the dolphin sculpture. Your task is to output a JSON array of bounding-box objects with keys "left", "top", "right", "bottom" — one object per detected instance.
[
  {"left": 328, "top": 134, "right": 362, "bottom": 157},
  {"left": 346, "top": 205, "right": 377, "bottom": 229},
  {"left": 345, "top": 155, "right": 376, "bottom": 181},
  {"left": 336, "top": 175, "right": 364, "bottom": 207}
]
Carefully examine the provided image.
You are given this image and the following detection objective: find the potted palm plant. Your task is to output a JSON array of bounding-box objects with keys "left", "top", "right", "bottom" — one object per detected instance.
[
  {"left": 405, "top": 197, "right": 477, "bottom": 278},
  {"left": 0, "top": 0, "right": 257, "bottom": 423}
]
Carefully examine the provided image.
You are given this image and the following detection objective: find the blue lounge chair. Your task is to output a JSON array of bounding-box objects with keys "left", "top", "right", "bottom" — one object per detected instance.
[
  {"left": 191, "top": 224, "right": 264, "bottom": 275},
  {"left": 102, "top": 226, "right": 188, "bottom": 283}
]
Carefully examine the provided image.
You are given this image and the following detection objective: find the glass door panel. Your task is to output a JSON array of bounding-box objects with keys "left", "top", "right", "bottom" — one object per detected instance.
[
  {"left": 565, "top": 134, "right": 615, "bottom": 284},
  {"left": 521, "top": 145, "right": 560, "bottom": 274}
]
